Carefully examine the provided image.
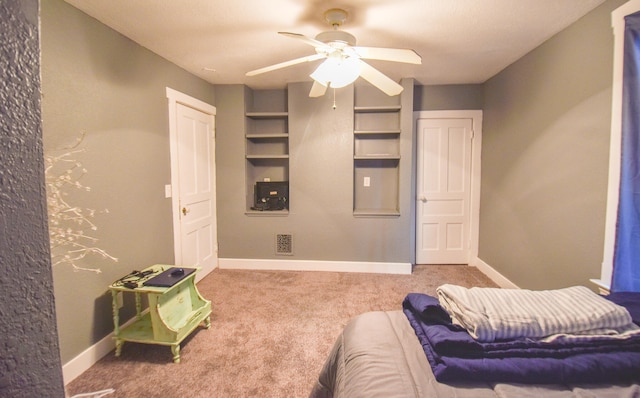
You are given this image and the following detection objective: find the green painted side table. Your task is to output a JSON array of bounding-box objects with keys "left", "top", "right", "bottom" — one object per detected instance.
[{"left": 109, "top": 264, "right": 212, "bottom": 363}]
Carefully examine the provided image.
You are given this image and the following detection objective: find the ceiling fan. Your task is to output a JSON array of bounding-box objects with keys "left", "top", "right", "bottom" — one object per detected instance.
[{"left": 246, "top": 8, "right": 422, "bottom": 97}]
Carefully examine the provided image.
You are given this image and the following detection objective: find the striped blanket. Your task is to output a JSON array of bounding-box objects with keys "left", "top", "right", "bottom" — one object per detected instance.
[{"left": 436, "top": 284, "right": 637, "bottom": 342}]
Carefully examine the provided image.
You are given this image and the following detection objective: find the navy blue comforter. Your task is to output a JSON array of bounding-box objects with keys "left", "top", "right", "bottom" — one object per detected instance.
[{"left": 403, "top": 292, "right": 640, "bottom": 384}]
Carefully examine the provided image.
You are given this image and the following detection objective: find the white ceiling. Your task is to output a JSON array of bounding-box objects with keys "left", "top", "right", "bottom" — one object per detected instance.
[{"left": 64, "top": 0, "right": 606, "bottom": 90}]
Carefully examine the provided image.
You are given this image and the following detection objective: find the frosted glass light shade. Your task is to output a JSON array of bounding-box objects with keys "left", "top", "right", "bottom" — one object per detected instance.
[{"left": 310, "top": 56, "right": 361, "bottom": 88}]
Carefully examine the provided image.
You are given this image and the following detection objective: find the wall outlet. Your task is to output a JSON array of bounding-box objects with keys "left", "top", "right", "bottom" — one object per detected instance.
[{"left": 363, "top": 176, "right": 371, "bottom": 187}]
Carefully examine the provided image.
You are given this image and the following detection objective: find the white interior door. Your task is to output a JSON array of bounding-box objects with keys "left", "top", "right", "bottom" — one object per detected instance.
[
  {"left": 167, "top": 88, "right": 217, "bottom": 280},
  {"left": 416, "top": 118, "right": 473, "bottom": 264}
]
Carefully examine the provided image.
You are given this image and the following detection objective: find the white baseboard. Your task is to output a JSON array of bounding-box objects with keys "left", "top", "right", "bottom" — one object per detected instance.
[
  {"left": 62, "top": 259, "right": 411, "bottom": 384},
  {"left": 470, "top": 257, "right": 519, "bottom": 289},
  {"left": 63, "top": 334, "right": 113, "bottom": 385},
  {"left": 63, "top": 309, "right": 157, "bottom": 385},
  {"left": 62, "top": 314, "right": 140, "bottom": 385},
  {"left": 62, "top": 258, "right": 512, "bottom": 385},
  {"left": 63, "top": 265, "right": 221, "bottom": 386},
  {"left": 218, "top": 258, "right": 413, "bottom": 275}
]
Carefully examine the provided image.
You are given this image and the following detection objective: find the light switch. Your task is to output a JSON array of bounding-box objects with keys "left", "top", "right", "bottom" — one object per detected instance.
[
  {"left": 165, "top": 184, "right": 172, "bottom": 198},
  {"left": 363, "top": 176, "right": 371, "bottom": 187}
]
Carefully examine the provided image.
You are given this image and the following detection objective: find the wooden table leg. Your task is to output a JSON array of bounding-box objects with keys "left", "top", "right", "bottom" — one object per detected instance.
[
  {"left": 171, "top": 344, "right": 181, "bottom": 363},
  {"left": 115, "top": 339, "right": 124, "bottom": 357},
  {"left": 111, "top": 290, "right": 120, "bottom": 336},
  {"left": 135, "top": 292, "right": 142, "bottom": 320}
]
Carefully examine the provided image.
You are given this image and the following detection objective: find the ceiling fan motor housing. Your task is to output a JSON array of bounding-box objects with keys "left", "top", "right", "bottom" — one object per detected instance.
[
  {"left": 315, "top": 30, "right": 356, "bottom": 47},
  {"left": 317, "top": 8, "right": 355, "bottom": 47}
]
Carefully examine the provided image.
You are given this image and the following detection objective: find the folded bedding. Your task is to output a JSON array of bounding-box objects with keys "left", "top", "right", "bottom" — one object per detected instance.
[
  {"left": 606, "top": 291, "right": 640, "bottom": 323},
  {"left": 403, "top": 289, "right": 640, "bottom": 384},
  {"left": 403, "top": 293, "right": 640, "bottom": 358},
  {"left": 435, "top": 284, "right": 637, "bottom": 342}
]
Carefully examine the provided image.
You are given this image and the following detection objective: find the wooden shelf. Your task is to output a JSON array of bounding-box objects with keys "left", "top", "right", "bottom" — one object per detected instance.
[
  {"left": 354, "top": 130, "right": 401, "bottom": 135},
  {"left": 354, "top": 155, "right": 401, "bottom": 160},
  {"left": 246, "top": 133, "right": 289, "bottom": 139},
  {"left": 117, "top": 312, "right": 155, "bottom": 343},
  {"left": 245, "top": 111, "right": 288, "bottom": 118},
  {"left": 353, "top": 209, "right": 401, "bottom": 217},
  {"left": 246, "top": 154, "right": 289, "bottom": 159},
  {"left": 245, "top": 209, "right": 289, "bottom": 216},
  {"left": 354, "top": 105, "right": 401, "bottom": 113}
]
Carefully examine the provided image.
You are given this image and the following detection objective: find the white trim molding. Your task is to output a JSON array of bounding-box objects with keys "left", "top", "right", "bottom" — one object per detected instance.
[
  {"left": 471, "top": 257, "right": 520, "bottom": 289},
  {"left": 63, "top": 257, "right": 505, "bottom": 383},
  {"left": 165, "top": 87, "right": 218, "bottom": 282},
  {"left": 590, "top": 278, "right": 612, "bottom": 295},
  {"left": 62, "top": 334, "right": 113, "bottom": 385},
  {"left": 219, "top": 258, "right": 413, "bottom": 275},
  {"left": 61, "top": 313, "right": 141, "bottom": 384},
  {"left": 166, "top": 87, "right": 216, "bottom": 115},
  {"left": 413, "top": 110, "right": 483, "bottom": 264}
]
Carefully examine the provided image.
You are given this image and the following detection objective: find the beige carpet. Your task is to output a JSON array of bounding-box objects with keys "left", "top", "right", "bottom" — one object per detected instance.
[{"left": 66, "top": 265, "right": 497, "bottom": 397}]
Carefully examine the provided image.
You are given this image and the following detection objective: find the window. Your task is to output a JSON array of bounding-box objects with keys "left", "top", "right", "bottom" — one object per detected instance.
[{"left": 597, "top": 0, "right": 640, "bottom": 292}]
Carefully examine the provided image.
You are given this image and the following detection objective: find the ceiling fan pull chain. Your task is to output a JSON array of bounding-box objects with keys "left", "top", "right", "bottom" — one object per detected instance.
[{"left": 333, "top": 88, "right": 337, "bottom": 109}]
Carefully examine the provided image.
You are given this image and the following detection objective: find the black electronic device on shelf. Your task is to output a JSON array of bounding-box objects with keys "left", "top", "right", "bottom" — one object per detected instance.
[{"left": 252, "top": 181, "right": 289, "bottom": 211}]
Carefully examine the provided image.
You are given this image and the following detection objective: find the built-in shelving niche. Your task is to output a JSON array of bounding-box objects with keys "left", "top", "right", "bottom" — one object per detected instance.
[
  {"left": 244, "top": 89, "right": 289, "bottom": 215},
  {"left": 353, "top": 86, "right": 402, "bottom": 217}
]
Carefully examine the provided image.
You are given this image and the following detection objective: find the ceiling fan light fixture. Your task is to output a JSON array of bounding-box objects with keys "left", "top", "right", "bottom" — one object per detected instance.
[
  {"left": 310, "top": 55, "right": 361, "bottom": 88},
  {"left": 246, "top": 7, "right": 417, "bottom": 97}
]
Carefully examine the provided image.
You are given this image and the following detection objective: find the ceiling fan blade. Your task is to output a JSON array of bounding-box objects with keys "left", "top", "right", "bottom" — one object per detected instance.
[
  {"left": 309, "top": 80, "right": 328, "bottom": 98},
  {"left": 358, "top": 60, "right": 404, "bottom": 96},
  {"left": 353, "top": 47, "right": 422, "bottom": 65},
  {"left": 246, "top": 53, "right": 325, "bottom": 76},
  {"left": 278, "top": 32, "right": 331, "bottom": 50}
]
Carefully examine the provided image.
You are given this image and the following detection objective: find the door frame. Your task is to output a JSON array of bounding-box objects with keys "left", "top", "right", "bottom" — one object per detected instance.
[
  {"left": 413, "top": 110, "right": 483, "bottom": 264},
  {"left": 166, "top": 87, "right": 217, "bottom": 280}
]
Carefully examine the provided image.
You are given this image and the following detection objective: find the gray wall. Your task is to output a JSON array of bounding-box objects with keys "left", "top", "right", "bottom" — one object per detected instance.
[
  {"left": 215, "top": 81, "right": 416, "bottom": 263},
  {"left": 41, "top": 0, "right": 215, "bottom": 363},
  {"left": 414, "top": 84, "right": 484, "bottom": 111},
  {"left": 479, "top": 0, "right": 626, "bottom": 290},
  {"left": 30, "top": 0, "right": 625, "bottom": 380},
  {"left": 0, "top": 0, "right": 65, "bottom": 396}
]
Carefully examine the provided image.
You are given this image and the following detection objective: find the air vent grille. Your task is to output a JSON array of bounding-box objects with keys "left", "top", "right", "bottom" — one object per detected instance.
[{"left": 276, "top": 234, "right": 293, "bottom": 255}]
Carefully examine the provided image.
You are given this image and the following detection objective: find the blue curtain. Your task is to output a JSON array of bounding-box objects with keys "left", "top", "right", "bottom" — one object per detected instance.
[{"left": 613, "top": 12, "right": 640, "bottom": 292}]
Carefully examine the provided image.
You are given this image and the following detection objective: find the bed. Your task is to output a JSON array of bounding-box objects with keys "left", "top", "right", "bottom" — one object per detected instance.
[{"left": 310, "top": 286, "right": 640, "bottom": 398}]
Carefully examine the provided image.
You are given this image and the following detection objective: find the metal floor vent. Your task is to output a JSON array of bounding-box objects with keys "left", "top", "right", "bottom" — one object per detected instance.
[{"left": 276, "top": 234, "right": 293, "bottom": 255}]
